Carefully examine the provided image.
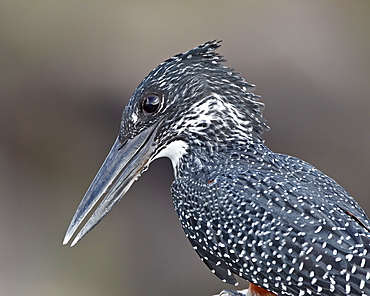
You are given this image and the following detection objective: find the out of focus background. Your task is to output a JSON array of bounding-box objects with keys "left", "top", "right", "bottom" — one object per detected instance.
[{"left": 0, "top": 1, "right": 369, "bottom": 295}]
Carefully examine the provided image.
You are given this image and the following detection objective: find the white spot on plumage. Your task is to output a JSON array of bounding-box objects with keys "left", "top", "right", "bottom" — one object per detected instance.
[{"left": 131, "top": 112, "right": 138, "bottom": 123}]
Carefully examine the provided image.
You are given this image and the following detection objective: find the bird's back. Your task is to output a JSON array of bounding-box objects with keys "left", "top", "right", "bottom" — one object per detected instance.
[{"left": 171, "top": 142, "right": 370, "bottom": 295}]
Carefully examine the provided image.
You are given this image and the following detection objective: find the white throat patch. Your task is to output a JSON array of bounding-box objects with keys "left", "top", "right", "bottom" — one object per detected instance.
[{"left": 152, "top": 140, "right": 188, "bottom": 175}]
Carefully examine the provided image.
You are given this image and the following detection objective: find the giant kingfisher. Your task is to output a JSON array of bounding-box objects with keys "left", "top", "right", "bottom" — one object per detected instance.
[{"left": 63, "top": 41, "right": 370, "bottom": 296}]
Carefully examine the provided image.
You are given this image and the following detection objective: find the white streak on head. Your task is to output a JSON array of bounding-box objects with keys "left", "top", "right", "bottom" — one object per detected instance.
[
  {"left": 211, "top": 93, "right": 245, "bottom": 125},
  {"left": 172, "top": 92, "right": 249, "bottom": 139},
  {"left": 131, "top": 111, "right": 138, "bottom": 123}
]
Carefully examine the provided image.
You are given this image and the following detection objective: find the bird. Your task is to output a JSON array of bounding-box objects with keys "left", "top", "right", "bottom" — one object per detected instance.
[{"left": 63, "top": 40, "right": 370, "bottom": 296}]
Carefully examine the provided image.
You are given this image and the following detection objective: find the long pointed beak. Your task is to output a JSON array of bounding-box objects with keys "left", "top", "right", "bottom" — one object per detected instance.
[{"left": 63, "top": 123, "right": 159, "bottom": 246}]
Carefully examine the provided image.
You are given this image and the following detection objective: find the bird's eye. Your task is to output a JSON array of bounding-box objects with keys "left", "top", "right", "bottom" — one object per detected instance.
[{"left": 142, "top": 95, "right": 161, "bottom": 113}]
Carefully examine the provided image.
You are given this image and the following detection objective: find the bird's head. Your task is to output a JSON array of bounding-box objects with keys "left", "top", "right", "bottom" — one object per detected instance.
[{"left": 63, "top": 40, "right": 268, "bottom": 246}]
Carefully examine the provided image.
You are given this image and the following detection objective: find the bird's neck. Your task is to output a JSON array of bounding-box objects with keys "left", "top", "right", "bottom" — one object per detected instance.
[{"left": 175, "top": 135, "right": 269, "bottom": 179}]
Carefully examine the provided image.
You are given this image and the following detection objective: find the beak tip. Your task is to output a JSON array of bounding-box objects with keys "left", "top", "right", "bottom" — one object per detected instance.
[
  {"left": 63, "top": 236, "right": 70, "bottom": 246},
  {"left": 63, "top": 227, "right": 75, "bottom": 246},
  {"left": 62, "top": 234, "right": 79, "bottom": 247},
  {"left": 71, "top": 235, "right": 81, "bottom": 247}
]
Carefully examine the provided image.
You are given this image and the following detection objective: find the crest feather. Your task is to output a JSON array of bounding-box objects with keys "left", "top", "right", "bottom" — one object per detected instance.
[{"left": 167, "top": 40, "right": 224, "bottom": 64}]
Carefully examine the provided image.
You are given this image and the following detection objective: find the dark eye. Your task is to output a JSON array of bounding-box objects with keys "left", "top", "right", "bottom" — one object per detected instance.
[{"left": 142, "top": 95, "right": 161, "bottom": 113}]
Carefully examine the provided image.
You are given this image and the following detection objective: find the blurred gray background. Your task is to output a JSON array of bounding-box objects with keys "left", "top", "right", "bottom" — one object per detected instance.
[{"left": 0, "top": 1, "right": 369, "bottom": 295}]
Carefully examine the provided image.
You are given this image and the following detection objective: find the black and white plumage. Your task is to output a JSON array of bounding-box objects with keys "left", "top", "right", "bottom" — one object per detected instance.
[{"left": 63, "top": 41, "right": 370, "bottom": 296}]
